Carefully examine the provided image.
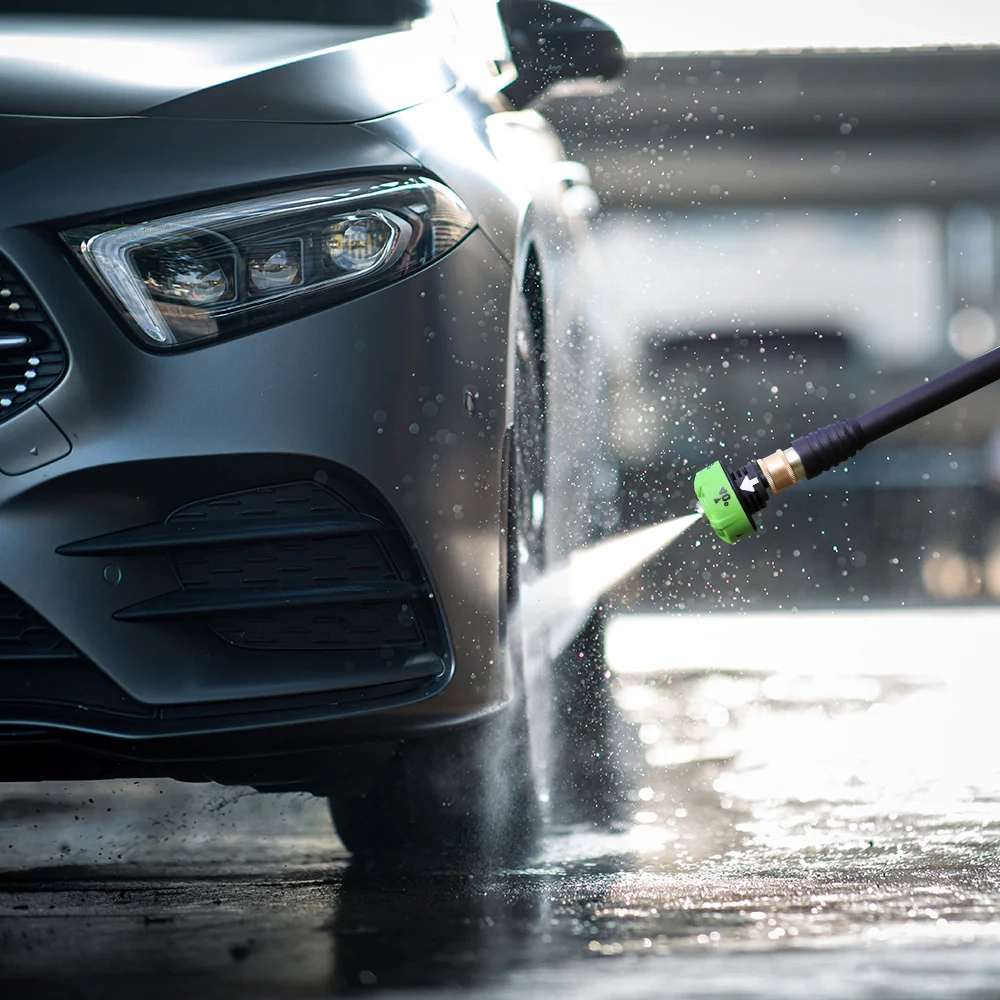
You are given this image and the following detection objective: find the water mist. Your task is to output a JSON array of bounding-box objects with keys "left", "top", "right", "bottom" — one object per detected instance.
[{"left": 507, "top": 512, "right": 703, "bottom": 840}]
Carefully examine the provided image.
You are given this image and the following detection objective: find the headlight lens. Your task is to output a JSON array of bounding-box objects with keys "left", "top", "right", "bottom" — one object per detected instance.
[
  {"left": 63, "top": 175, "right": 476, "bottom": 350},
  {"left": 323, "top": 214, "right": 395, "bottom": 273}
]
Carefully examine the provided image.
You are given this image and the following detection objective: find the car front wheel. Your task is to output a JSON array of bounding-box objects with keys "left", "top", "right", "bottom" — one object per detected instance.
[{"left": 327, "top": 292, "right": 545, "bottom": 866}]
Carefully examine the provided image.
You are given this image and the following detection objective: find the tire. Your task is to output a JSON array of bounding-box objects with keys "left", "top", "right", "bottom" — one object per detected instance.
[
  {"left": 327, "top": 289, "right": 545, "bottom": 867},
  {"left": 328, "top": 706, "right": 538, "bottom": 866}
]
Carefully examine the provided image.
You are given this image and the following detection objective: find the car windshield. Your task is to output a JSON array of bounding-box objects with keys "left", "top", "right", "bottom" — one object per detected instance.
[{"left": 0, "top": 0, "right": 428, "bottom": 24}]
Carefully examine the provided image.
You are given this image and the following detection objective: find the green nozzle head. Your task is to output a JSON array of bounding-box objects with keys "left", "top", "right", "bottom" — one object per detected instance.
[{"left": 693, "top": 460, "right": 756, "bottom": 544}]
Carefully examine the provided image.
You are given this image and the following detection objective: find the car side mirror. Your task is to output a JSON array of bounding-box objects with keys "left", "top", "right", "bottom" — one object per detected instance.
[{"left": 498, "top": 0, "right": 625, "bottom": 108}]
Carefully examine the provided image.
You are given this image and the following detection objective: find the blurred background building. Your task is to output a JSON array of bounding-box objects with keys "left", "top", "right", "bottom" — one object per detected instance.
[{"left": 539, "top": 38, "right": 1000, "bottom": 611}]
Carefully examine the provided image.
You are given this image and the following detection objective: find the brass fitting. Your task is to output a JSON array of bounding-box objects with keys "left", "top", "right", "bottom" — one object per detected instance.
[{"left": 756, "top": 447, "right": 805, "bottom": 495}]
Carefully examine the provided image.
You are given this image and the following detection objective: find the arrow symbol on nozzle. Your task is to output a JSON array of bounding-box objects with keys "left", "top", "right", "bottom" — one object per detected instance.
[{"left": 740, "top": 476, "right": 759, "bottom": 492}]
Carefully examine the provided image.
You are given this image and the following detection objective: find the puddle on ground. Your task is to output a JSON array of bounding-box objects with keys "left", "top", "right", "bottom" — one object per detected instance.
[{"left": 3, "top": 606, "right": 1000, "bottom": 998}]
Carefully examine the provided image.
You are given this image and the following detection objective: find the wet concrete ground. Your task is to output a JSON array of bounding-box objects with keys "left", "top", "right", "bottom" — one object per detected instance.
[{"left": 3, "top": 608, "right": 1000, "bottom": 998}]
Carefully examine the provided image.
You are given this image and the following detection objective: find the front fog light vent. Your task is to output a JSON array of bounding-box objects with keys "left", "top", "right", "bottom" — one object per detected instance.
[{"left": 0, "top": 256, "right": 67, "bottom": 424}]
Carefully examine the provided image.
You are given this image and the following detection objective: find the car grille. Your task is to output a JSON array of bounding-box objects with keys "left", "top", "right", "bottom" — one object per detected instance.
[
  {"left": 1, "top": 466, "right": 450, "bottom": 744},
  {"left": 0, "top": 255, "right": 67, "bottom": 423},
  {"left": 60, "top": 480, "right": 446, "bottom": 656},
  {"left": 0, "top": 584, "right": 77, "bottom": 662},
  {"left": 0, "top": 584, "right": 153, "bottom": 718}
]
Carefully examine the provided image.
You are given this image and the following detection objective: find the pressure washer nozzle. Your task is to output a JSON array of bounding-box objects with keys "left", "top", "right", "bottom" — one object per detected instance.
[
  {"left": 693, "top": 448, "right": 804, "bottom": 544},
  {"left": 694, "top": 461, "right": 758, "bottom": 544}
]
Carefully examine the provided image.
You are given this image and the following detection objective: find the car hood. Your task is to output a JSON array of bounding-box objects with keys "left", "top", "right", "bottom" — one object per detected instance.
[{"left": 0, "top": 16, "right": 455, "bottom": 121}]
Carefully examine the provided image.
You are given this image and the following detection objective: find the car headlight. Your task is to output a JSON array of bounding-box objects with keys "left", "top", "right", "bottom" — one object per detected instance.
[{"left": 62, "top": 175, "right": 476, "bottom": 350}]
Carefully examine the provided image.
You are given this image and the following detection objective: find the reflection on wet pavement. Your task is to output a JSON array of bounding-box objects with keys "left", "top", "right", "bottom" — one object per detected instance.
[{"left": 4, "top": 608, "right": 1000, "bottom": 998}]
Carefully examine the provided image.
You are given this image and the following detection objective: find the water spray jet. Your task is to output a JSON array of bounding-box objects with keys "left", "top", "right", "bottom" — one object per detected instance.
[
  {"left": 694, "top": 345, "right": 1000, "bottom": 544},
  {"left": 515, "top": 513, "right": 701, "bottom": 652}
]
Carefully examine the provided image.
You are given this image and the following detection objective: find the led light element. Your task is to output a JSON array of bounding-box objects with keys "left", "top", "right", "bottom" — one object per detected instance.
[
  {"left": 248, "top": 246, "right": 302, "bottom": 294},
  {"left": 134, "top": 241, "right": 236, "bottom": 307},
  {"left": 324, "top": 214, "right": 394, "bottom": 273},
  {"left": 65, "top": 175, "right": 476, "bottom": 349}
]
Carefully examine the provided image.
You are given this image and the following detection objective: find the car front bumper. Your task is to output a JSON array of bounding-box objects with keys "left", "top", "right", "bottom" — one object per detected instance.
[{"left": 0, "top": 212, "right": 516, "bottom": 773}]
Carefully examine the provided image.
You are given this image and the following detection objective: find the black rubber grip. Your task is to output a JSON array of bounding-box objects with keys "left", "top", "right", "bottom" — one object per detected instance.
[{"left": 791, "top": 418, "right": 866, "bottom": 479}]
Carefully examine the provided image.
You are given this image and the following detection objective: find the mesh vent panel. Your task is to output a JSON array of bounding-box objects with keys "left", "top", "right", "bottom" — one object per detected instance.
[{"left": 0, "top": 256, "right": 66, "bottom": 423}]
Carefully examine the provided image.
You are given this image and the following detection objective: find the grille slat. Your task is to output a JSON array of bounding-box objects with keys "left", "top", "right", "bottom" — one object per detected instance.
[
  {"left": 60, "top": 480, "right": 446, "bottom": 655},
  {"left": 0, "top": 586, "right": 78, "bottom": 662},
  {"left": 56, "top": 511, "right": 382, "bottom": 556},
  {"left": 113, "top": 581, "right": 424, "bottom": 622},
  {"left": 0, "top": 258, "right": 66, "bottom": 422}
]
